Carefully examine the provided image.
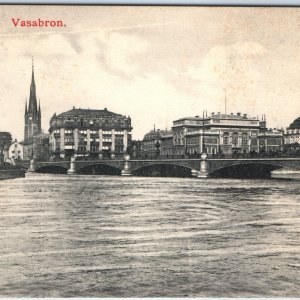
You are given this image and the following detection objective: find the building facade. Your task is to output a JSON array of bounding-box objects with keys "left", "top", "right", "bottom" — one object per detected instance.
[
  {"left": 157, "top": 112, "right": 284, "bottom": 157},
  {"left": 258, "top": 129, "right": 284, "bottom": 154},
  {"left": 283, "top": 117, "right": 300, "bottom": 155},
  {"left": 163, "top": 112, "right": 263, "bottom": 157},
  {"left": 8, "top": 141, "right": 24, "bottom": 162},
  {"left": 23, "top": 133, "right": 50, "bottom": 161},
  {"left": 49, "top": 107, "right": 132, "bottom": 159},
  {"left": 0, "top": 132, "right": 12, "bottom": 163},
  {"left": 142, "top": 128, "right": 172, "bottom": 158}
]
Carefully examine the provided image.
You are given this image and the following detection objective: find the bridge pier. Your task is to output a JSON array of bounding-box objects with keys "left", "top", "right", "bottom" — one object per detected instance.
[
  {"left": 197, "top": 153, "right": 209, "bottom": 178},
  {"left": 26, "top": 159, "right": 36, "bottom": 173},
  {"left": 121, "top": 155, "right": 132, "bottom": 176},
  {"left": 191, "top": 169, "right": 198, "bottom": 177},
  {"left": 67, "top": 157, "right": 77, "bottom": 175}
]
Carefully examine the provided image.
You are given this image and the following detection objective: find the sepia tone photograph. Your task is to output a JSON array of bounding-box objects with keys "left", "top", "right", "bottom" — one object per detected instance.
[{"left": 0, "top": 4, "right": 300, "bottom": 297}]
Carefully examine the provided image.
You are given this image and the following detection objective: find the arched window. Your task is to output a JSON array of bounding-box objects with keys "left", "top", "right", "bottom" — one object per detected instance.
[
  {"left": 223, "top": 132, "right": 229, "bottom": 145},
  {"left": 242, "top": 133, "right": 248, "bottom": 146},
  {"left": 80, "top": 119, "right": 84, "bottom": 127},
  {"left": 232, "top": 132, "right": 238, "bottom": 147}
]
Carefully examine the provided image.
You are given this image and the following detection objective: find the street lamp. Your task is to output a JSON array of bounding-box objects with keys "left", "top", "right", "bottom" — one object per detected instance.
[{"left": 202, "top": 110, "right": 207, "bottom": 154}]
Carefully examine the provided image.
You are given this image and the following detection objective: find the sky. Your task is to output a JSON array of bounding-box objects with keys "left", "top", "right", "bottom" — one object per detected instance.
[{"left": 0, "top": 5, "right": 300, "bottom": 140}]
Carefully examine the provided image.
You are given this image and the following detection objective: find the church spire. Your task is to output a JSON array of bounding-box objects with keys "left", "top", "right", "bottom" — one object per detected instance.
[
  {"left": 28, "top": 57, "right": 37, "bottom": 115},
  {"left": 25, "top": 98, "right": 27, "bottom": 116}
]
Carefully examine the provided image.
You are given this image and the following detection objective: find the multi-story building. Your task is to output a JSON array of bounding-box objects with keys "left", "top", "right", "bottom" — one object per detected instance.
[
  {"left": 283, "top": 116, "right": 300, "bottom": 154},
  {"left": 49, "top": 107, "right": 132, "bottom": 159},
  {"left": 258, "top": 129, "right": 284, "bottom": 154},
  {"left": 284, "top": 117, "right": 300, "bottom": 145},
  {"left": 142, "top": 128, "right": 172, "bottom": 158},
  {"left": 165, "top": 112, "right": 264, "bottom": 157},
  {"left": 130, "top": 140, "right": 143, "bottom": 158}
]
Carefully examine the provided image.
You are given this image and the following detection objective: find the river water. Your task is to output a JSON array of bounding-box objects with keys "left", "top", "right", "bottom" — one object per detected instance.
[{"left": 0, "top": 174, "right": 299, "bottom": 297}]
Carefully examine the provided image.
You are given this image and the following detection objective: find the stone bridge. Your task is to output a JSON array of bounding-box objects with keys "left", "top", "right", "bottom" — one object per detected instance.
[{"left": 23, "top": 155, "right": 300, "bottom": 178}]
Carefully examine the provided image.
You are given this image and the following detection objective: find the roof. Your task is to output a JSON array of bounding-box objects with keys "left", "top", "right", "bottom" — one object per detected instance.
[
  {"left": 143, "top": 129, "right": 172, "bottom": 140},
  {"left": 289, "top": 117, "right": 300, "bottom": 129},
  {"left": 56, "top": 108, "right": 123, "bottom": 118}
]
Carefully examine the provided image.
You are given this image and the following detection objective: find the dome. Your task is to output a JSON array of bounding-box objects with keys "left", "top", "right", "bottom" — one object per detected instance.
[{"left": 289, "top": 117, "right": 300, "bottom": 129}]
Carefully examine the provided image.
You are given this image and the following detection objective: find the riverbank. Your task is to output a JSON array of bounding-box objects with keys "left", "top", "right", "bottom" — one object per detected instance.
[{"left": 0, "top": 168, "right": 25, "bottom": 180}]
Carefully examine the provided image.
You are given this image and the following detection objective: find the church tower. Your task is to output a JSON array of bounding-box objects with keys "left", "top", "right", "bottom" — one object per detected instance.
[{"left": 24, "top": 59, "right": 42, "bottom": 140}]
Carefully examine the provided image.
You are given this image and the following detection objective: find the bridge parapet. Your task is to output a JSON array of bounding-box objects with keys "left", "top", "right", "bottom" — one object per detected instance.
[{"left": 23, "top": 157, "right": 300, "bottom": 178}]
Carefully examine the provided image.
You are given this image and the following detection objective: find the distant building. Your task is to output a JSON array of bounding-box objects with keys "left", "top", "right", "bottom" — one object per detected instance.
[
  {"left": 142, "top": 128, "right": 172, "bottom": 158},
  {"left": 0, "top": 132, "right": 12, "bottom": 163},
  {"left": 130, "top": 140, "right": 143, "bottom": 158},
  {"left": 23, "top": 133, "right": 50, "bottom": 161},
  {"left": 283, "top": 117, "right": 300, "bottom": 154},
  {"left": 258, "top": 129, "right": 284, "bottom": 154},
  {"left": 284, "top": 117, "right": 300, "bottom": 145},
  {"left": 8, "top": 141, "right": 24, "bottom": 162},
  {"left": 49, "top": 107, "right": 132, "bottom": 159}
]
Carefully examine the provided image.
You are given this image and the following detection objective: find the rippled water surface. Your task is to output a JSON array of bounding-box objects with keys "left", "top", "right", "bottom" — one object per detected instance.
[{"left": 0, "top": 174, "right": 300, "bottom": 297}]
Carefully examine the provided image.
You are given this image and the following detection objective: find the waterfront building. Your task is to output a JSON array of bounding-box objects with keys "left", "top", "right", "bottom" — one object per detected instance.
[
  {"left": 23, "top": 133, "right": 50, "bottom": 161},
  {"left": 284, "top": 117, "right": 300, "bottom": 145},
  {"left": 130, "top": 140, "right": 143, "bottom": 158},
  {"left": 8, "top": 141, "right": 24, "bottom": 162},
  {"left": 142, "top": 128, "right": 172, "bottom": 158},
  {"left": 165, "top": 112, "right": 263, "bottom": 157},
  {"left": 49, "top": 107, "right": 132, "bottom": 159},
  {"left": 283, "top": 116, "right": 300, "bottom": 154},
  {"left": 258, "top": 129, "right": 284, "bottom": 154}
]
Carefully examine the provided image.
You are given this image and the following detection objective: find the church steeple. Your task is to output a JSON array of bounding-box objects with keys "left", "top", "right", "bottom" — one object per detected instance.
[
  {"left": 24, "top": 98, "right": 27, "bottom": 116},
  {"left": 28, "top": 57, "right": 38, "bottom": 116},
  {"left": 24, "top": 58, "right": 42, "bottom": 140}
]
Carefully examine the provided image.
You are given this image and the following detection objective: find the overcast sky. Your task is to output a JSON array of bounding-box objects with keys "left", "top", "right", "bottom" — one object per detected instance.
[{"left": 0, "top": 5, "right": 300, "bottom": 140}]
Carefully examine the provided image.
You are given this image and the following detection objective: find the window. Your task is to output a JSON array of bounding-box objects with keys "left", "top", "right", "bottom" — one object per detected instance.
[
  {"left": 232, "top": 133, "right": 238, "bottom": 147},
  {"left": 223, "top": 132, "right": 229, "bottom": 145},
  {"left": 242, "top": 133, "right": 248, "bottom": 146}
]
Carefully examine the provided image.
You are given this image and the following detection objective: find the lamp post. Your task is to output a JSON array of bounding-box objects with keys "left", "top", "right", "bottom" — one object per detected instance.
[{"left": 202, "top": 110, "right": 207, "bottom": 154}]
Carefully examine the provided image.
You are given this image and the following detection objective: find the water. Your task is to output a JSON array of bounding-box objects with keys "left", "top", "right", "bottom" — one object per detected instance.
[{"left": 0, "top": 174, "right": 300, "bottom": 297}]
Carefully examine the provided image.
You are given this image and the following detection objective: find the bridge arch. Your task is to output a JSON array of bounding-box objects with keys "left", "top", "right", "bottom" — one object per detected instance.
[
  {"left": 76, "top": 162, "right": 122, "bottom": 175},
  {"left": 208, "top": 161, "right": 298, "bottom": 178},
  {"left": 132, "top": 162, "right": 194, "bottom": 177},
  {"left": 35, "top": 165, "right": 68, "bottom": 174}
]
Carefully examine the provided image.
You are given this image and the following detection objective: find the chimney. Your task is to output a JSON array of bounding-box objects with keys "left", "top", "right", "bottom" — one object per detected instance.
[
  {"left": 231, "top": 113, "right": 233, "bottom": 115},
  {"left": 212, "top": 112, "right": 214, "bottom": 116},
  {"left": 104, "top": 108, "right": 107, "bottom": 111},
  {"left": 237, "top": 112, "right": 241, "bottom": 116}
]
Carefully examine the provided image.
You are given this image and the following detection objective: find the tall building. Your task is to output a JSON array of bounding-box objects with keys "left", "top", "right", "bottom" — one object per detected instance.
[
  {"left": 49, "top": 107, "right": 132, "bottom": 159},
  {"left": 24, "top": 61, "right": 42, "bottom": 140}
]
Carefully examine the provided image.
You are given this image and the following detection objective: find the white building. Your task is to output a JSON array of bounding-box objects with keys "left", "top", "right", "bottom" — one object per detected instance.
[{"left": 8, "top": 141, "right": 24, "bottom": 162}]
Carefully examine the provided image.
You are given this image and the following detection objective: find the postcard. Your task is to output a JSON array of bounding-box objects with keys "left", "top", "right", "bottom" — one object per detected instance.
[{"left": 0, "top": 4, "right": 299, "bottom": 297}]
